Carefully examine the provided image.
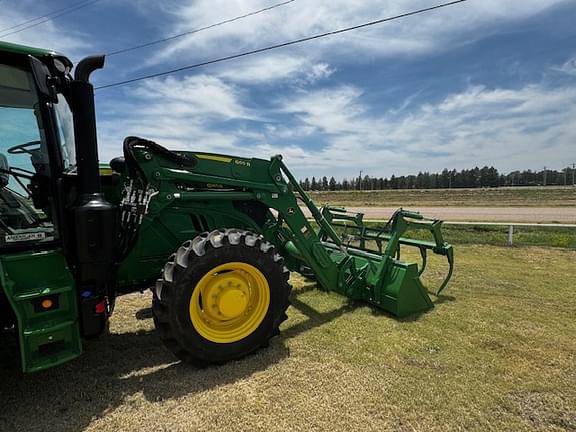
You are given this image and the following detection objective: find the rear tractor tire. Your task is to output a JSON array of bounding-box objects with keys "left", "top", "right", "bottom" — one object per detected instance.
[{"left": 152, "top": 229, "right": 291, "bottom": 366}]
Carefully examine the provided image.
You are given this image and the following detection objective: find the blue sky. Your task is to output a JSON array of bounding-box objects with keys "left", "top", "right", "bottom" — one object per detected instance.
[{"left": 2, "top": 0, "right": 575, "bottom": 179}]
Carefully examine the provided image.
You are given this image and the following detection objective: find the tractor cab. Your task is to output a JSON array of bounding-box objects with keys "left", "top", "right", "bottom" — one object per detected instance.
[
  {"left": 0, "top": 61, "right": 67, "bottom": 247},
  {"left": 0, "top": 42, "right": 117, "bottom": 371}
]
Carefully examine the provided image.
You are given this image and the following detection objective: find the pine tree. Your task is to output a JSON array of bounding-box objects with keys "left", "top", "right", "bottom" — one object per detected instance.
[{"left": 329, "top": 176, "right": 337, "bottom": 191}]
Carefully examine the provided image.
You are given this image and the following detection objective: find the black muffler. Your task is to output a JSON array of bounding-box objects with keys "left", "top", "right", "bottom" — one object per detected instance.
[{"left": 68, "top": 55, "right": 118, "bottom": 338}]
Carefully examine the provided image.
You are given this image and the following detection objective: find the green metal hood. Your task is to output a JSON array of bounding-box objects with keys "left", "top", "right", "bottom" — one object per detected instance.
[
  {"left": 0, "top": 40, "right": 73, "bottom": 70},
  {"left": 0, "top": 40, "right": 62, "bottom": 57}
]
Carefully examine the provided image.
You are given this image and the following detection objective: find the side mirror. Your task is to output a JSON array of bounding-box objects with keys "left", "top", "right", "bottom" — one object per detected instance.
[{"left": 28, "top": 55, "right": 57, "bottom": 103}]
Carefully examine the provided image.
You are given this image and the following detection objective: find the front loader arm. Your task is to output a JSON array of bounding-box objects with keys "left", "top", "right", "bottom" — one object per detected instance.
[{"left": 120, "top": 137, "right": 454, "bottom": 316}]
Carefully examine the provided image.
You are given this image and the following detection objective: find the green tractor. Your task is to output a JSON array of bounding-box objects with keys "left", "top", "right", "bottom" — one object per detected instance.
[{"left": 0, "top": 41, "right": 454, "bottom": 373}]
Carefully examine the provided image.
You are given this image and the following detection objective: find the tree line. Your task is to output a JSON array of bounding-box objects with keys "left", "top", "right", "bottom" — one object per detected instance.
[{"left": 299, "top": 166, "right": 576, "bottom": 191}]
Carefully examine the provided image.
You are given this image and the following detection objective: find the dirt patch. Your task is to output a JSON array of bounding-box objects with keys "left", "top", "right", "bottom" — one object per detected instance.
[{"left": 508, "top": 391, "right": 576, "bottom": 430}]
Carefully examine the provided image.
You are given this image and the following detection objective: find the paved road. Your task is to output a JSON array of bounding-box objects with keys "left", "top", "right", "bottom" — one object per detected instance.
[{"left": 301, "top": 206, "right": 576, "bottom": 223}]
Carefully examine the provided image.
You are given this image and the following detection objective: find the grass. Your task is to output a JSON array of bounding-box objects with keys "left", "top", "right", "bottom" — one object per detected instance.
[
  {"left": 323, "top": 220, "right": 576, "bottom": 249},
  {"left": 309, "top": 186, "right": 576, "bottom": 207},
  {"left": 364, "top": 222, "right": 576, "bottom": 249},
  {"left": 1, "top": 244, "right": 575, "bottom": 431},
  {"left": 441, "top": 225, "right": 576, "bottom": 248}
]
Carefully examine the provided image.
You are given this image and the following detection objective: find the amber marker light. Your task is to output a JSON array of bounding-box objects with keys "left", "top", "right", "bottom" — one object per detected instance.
[{"left": 41, "top": 299, "right": 54, "bottom": 310}]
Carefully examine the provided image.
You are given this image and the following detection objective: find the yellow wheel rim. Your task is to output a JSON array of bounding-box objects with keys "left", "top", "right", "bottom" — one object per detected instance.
[{"left": 189, "top": 262, "right": 270, "bottom": 343}]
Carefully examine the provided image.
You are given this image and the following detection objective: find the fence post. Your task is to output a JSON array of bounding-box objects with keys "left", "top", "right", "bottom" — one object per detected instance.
[{"left": 507, "top": 225, "right": 514, "bottom": 246}]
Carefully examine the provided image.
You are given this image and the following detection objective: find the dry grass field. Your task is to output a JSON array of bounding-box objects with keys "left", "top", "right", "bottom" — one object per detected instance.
[
  {"left": 1, "top": 245, "right": 575, "bottom": 432},
  {"left": 309, "top": 186, "right": 576, "bottom": 207}
]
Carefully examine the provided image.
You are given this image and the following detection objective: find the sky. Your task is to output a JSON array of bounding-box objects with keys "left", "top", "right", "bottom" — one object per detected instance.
[{"left": 1, "top": 0, "right": 575, "bottom": 180}]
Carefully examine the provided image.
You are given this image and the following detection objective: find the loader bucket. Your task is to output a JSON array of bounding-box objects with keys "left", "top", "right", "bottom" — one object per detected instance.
[{"left": 376, "top": 261, "right": 434, "bottom": 317}]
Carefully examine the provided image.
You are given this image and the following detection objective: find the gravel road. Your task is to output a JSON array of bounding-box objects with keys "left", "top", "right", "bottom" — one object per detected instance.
[{"left": 301, "top": 206, "right": 576, "bottom": 223}]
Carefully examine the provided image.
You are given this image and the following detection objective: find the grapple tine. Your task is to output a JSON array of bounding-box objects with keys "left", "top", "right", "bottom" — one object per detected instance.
[
  {"left": 435, "top": 244, "right": 454, "bottom": 296},
  {"left": 418, "top": 246, "right": 427, "bottom": 276}
]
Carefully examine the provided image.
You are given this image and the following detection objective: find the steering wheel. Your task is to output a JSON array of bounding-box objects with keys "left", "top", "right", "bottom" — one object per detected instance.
[{"left": 7, "top": 140, "right": 41, "bottom": 155}]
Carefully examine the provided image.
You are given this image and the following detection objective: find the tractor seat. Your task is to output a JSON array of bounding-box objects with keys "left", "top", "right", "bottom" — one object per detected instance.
[
  {"left": 0, "top": 153, "right": 10, "bottom": 188},
  {"left": 109, "top": 156, "right": 126, "bottom": 173}
]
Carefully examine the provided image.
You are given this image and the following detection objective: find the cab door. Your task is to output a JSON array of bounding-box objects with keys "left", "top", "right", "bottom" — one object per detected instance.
[{"left": 0, "top": 60, "right": 81, "bottom": 372}]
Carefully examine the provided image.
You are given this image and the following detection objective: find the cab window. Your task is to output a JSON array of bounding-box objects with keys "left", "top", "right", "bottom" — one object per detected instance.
[{"left": 0, "top": 63, "right": 56, "bottom": 246}]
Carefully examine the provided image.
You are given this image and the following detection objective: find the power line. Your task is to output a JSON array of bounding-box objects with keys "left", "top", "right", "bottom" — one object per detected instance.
[
  {"left": 107, "top": 0, "right": 296, "bottom": 57},
  {"left": 0, "top": 0, "right": 96, "bottom": 34},
  {"left": 96, "top": 0, "right": 467, "bottom": 90},
  {"left": 0, "top": 0, "right": 103, "bottom": 39}
]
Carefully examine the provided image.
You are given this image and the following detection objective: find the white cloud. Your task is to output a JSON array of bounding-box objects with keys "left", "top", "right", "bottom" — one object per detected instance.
[
  {"left": 116, "top": 0, "right": 569, "bottom": 92},
  {"left": 301, "top": 63, "right": 335, "bottom": 85},
  {"left": 2, "top": 0, "right": 572, "bottom": 179},
  {"left": 215, "top": 54, "right": 333, "bottom": 84},
  {"left": 96, "top": 74, "right": 254, "bottom": 158},
  {"left": 264, "top": 124, "right": 315, "bottom": 139},
  {"left": 130, "top": 75, "right": 252, "bottom": 120},
  {"left": 97, "top": 71, "right": 576, "bottom": 178},
  {"left": 0, "top": 1, "right": 90, "bottom": 57},
  {"left": 551, "top": 57, "right": 576, "bottom": 76},
  {"left": 146, "top": 0, "right": 567, "bottom": 66},
  {"left": 278, "top": 86, "right": 366, "bottom": 134},
  {"left": 265, "top": 81, "right": 576, "bottom": 177}
]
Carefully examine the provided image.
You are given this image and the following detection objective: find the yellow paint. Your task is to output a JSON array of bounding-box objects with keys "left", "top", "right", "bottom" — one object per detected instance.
[
  {"left": 189, "top": 262, "right": 270, "bottom": 343},
  {"left": 195, "top": 154, "right": 233, "bottom": 163}
]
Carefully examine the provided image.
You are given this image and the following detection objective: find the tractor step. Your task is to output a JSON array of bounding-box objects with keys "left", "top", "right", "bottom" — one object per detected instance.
[
  {"left": 21, "top": 320, "right": 82, "bottom": 372},
  {"left": 0, "top": 249, "right": 82, "bottom": 372}
]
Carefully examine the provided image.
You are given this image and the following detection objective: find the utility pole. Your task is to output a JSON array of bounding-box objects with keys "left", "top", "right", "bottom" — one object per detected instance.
[
  {"left": 543, "top": 166, "right": 547, "bottom": 186},
  {"left": 359, "top": 170, "right": 363, "bottom": 191},
  {"left": 573, "top": 163, "right": 575, "bottom": 186}
]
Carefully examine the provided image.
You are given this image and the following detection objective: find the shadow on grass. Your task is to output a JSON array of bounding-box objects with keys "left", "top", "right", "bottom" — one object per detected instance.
[
  {"left": 0, "top": 325, "right": 289, "bottom": 432},
  {"left": 282, "top": 297, "right": 357, "bottom": 340},
  {"left": 0, "top": 281, "right": 451, "bottom": 431},
  {"left": 0, "top": 286, "right": 353, "bottom": 432},
  {"left": 434, "top": 294, "right": 457, "bottom": 305}
]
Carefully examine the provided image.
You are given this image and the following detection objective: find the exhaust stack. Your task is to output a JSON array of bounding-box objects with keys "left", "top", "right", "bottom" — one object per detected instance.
[
  {"left": 71, "top": 55, "right": 105, "bottom": 195},
  {"left": 68, "top": 55, "right": 117, "bottom": 338}
]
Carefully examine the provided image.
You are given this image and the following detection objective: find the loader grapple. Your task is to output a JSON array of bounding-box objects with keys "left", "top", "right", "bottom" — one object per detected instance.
[{"left": 317, "top": 207, "right": 454, "bottom": 316}]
